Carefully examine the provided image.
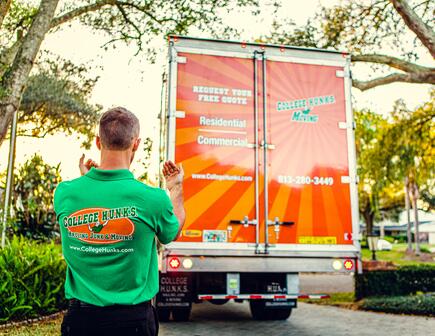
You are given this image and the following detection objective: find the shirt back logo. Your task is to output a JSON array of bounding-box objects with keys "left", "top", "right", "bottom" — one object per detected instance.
[{"left": 63, "top": 206, "right": 136, "bottom": 244}]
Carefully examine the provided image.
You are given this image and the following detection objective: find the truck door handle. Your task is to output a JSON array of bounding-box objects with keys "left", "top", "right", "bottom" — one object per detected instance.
[
  {"left": 229, "top": 216, "right": 257, "bottom": 226},
  {"left": 267, "top": 220, "right": 295, "bottom": 226}
]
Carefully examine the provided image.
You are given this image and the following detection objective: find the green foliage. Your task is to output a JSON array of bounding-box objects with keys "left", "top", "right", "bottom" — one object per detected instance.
[
  {"left": 379, "top": 94, "right": 435, "bottom": 210},
  {"left": 355, "top": 109, "right": 404, "bottom": 233},
  {"left": 354, "top": 92, "right": 434, "bottom": 234},
  {"left": 355, "top": 264, "right": 435, "bottom": 299},
  {"left": 301, "top": 292, "right": 355, "bottom": 305},
  {"left": 361, "top": 244, "right": 434, "bottom": 266},
  {"left": 0, "top": 1, "right": 38, "bottom": 43},
  {"left": 381, "top": 235, "right": 396, "bottom": 244},
  {"left": 137, "top": 137, "right": 154, "bottom": 184},
  {"left": 6, "top": 154, "right": 61, "bottom": 240},
  {"left": 18, "top": 55, "right": 101, "bottom": 148},
  {"left": 362, "top": 294, "right": 435, "bottom": 316},
  {"left": 59, "top": 0, "right": 260, "bottom": 58},
  {"left": 263, "top": 1, "right": 433, "bottom": 57},
  {"left": 0, "top": 236, "right": 66, "bottom": 323}
]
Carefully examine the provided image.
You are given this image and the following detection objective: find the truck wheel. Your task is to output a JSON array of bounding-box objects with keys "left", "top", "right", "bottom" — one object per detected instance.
[
  {"left": 172, "top": 307, "right": 191, "bottom": 322},
  {"left": 249, "top": 301, "right": 292, "bottom": 320},
  {"left": 249, "top": 300, "right": 268, "bottom": 320},
  {"left": 156, "top": 307, "right": 171, "bottom": 322},
  {"left": 270, "top": 307, "right": 292, "bottom": 320}
]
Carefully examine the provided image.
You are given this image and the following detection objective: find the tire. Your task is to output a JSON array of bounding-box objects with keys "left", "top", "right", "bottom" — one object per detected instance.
[
  {"left": 156, "top": 307, "right": 171, "bottom": 322},
  {"left": 249, "top": 300, "right": 292, "bottom": 320},
  {"left": 271, "top": 307, "right": 292, "bottom": 320},
  {"left": 172, "top": 307, "right": 191, "bottom": 322},
  {"left": 249, "top": 300, "right": 268, "bottom": 320}
]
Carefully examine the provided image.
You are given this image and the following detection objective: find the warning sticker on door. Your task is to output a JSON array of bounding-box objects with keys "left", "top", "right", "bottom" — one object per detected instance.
[{"left": 203, "top": 230, "right": 228, "bottom": 243}]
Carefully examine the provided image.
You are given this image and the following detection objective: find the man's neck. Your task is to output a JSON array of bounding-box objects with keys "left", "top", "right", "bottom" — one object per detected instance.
[{"left": 98, "top": 150, "right": 131, "bottom": 170}]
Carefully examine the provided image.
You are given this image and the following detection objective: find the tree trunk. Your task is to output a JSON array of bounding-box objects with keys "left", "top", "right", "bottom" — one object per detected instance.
[
  {"left": 411, "top": 182, "right": 421, "bottom": 255},
  {"left": 404, "top": 176, "right": 413, "bottom": 252},
  {"left": 363, "top": 208, "right": 375, "bottom": 237},
  {"left": 0, "top": 0, "right": 12, "bottom": 27},
  {"left": 0, "top": 0, "right": 60, "bottom": 147}
]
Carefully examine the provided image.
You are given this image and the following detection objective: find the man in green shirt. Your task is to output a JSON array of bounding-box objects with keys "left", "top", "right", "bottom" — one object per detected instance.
[{"left": 54, "top": 107, "right": 185, "bottom": 336}]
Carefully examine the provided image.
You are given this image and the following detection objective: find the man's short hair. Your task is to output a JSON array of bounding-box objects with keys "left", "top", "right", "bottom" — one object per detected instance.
[{"left": 99, "top": 107, "right": 140, "bottom": 150}]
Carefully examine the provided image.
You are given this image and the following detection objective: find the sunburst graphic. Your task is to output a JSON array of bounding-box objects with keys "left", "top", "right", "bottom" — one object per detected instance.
[{"left": 174, "top": 53, "right": 354, "bottom": 245}]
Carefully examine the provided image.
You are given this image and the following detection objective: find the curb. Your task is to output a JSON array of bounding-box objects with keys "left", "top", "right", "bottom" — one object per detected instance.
[{"left": 0, "top": 310, "right": 66, "bottom": 330}]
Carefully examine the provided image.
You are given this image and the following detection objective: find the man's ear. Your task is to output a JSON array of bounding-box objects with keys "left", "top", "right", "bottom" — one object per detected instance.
[
  {"left": 132, "top": 138, "right": 141, "bottom": 152},
  {"left": 96, "top": 136, "right": 102, "bottom": 150}
]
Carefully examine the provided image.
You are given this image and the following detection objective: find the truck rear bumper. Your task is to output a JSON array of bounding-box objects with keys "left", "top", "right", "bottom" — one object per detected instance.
[
  {"left": 161, "top": 254, "right": 360, "bottom": 273},
  {"left": 197, "top": 294, "right": 329, "bottom": 300}
]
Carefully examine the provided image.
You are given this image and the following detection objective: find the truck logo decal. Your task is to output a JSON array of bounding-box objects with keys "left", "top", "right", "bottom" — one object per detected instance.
[
  {"left": 63, "top": 207, "right": 136, "bottom": 244},
  {"left": 291, "top": 108, "right": 318, "bottom": 123},
  {"left": 277, "top": 94, "right": 336, "bottom": 124}
]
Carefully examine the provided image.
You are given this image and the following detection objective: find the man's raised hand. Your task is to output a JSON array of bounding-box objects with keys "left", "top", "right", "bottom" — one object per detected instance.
[
  {"left": 79, "top": 154, "right": 99, "bottom": 176},
  {"left": 162, "top": 161, "right": 184, "bottom": 191}
]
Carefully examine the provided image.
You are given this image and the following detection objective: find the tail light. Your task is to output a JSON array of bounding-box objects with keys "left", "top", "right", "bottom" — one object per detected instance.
[
  {"left": 343, "top": 259, "right": 354, "bottom": 270},
  {"left": 169, "top": 257, "right": 180, "bottom": 269}
]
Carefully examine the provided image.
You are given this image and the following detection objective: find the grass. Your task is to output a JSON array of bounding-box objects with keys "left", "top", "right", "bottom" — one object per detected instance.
[
  {"left": 0, "top": 313, "right": 63, "bottom": 336},
  {"left": 300, "top": 292, "right": 356, "bottom": 308},
  {"left": 362, "top": 294, "right": 435, "bottom": 316},
  {"left": 361, "top": 243, "right": 435, "bottom": 266}
]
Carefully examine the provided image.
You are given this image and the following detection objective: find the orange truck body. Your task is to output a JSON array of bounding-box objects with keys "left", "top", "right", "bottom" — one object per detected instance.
[{"left": 157, "top": 37, "right": 360, "bottom": 320}]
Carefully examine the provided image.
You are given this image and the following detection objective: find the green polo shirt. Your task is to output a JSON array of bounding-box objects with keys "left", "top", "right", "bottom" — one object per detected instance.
[{"left": 53, "top": 168, "right": 179, "bottom": 306}]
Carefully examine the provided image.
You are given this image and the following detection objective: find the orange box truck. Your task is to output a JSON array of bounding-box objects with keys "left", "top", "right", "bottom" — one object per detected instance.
[{"left": 156, "top": 36, "right": 361, "bottom": 321}]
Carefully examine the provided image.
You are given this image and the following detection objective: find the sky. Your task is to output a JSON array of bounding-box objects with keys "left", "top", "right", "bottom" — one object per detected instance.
[{"left": 0, "top": 0, "right": 433, "bottom": 182}]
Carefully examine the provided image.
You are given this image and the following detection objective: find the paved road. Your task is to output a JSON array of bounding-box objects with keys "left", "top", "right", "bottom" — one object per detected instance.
[{"left": 160, "top": 301, "right": 434, "bottom": 336}]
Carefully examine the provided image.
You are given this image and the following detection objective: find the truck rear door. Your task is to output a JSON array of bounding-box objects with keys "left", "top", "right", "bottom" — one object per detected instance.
[
  {"left": 171, "top": 50, "right": 258, "bottom": 247},
  {"left": 165, "top": 37, "right": 359, "bottom": 255},
  {"left": 264, "top": 58, "right": 357, "bottom": 249}
]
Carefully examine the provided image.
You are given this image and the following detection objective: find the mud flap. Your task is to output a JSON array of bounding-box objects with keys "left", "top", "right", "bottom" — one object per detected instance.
[{"left": 156, "top": 272, "right": 192, "bottom": 309}]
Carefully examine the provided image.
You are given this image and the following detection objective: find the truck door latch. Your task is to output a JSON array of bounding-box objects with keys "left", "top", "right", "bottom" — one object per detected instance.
[
  {"left": 228, "top": 216, "right": 257, "bottom": 239},
  {"left": 259, "top": 140, "right": 275, "bottom": 150},
  {"left": 267, "top": 217, "right": 295, "bottom": 240},
  {"left": 230, "top": 216, "right": 257, "bottom": 227}
]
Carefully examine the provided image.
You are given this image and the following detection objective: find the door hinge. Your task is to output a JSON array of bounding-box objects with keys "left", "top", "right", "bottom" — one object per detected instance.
[
  {"left": 338, "top": 121, "right": 356, "bottom": 130},
  {"left": 336, "top": 70, "right": 351, "bottom": 78},
  {"left": 341, "top": 176, "right": 359, "bottom": 184},
  {"left": 176, "top": 56, "right": 187, "bottom": 64},
  {"left": 168, "top": 110, "right": 185, "bottom": 118}
]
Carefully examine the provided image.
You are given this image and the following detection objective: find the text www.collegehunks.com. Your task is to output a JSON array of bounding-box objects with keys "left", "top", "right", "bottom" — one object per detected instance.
[{"left": 69, "top": 245, "right": 134, "bottom": 254}]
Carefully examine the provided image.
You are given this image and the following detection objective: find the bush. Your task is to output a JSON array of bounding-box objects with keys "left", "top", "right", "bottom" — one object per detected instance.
[
  {"left": 0, "top": 236, "right": 66, "bottom": 323},
  {"left": 355, "top": 264, "right": 435, "bottom": 299},
  {"left": 1, "top": 154, "right": 62, "bottom": 241},
  {"left": 382, "top": 235, "right": 396, "bottom": 244},
  {"left": 362, "top": 295, "right": 435, "bottom": 316}
]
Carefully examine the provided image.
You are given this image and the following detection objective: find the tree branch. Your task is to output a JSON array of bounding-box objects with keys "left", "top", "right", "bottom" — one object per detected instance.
[
  {"left": 351, "top": 54, "right": 431, "bottom": 73},
  {"left": 0, "top": 0, "right": 12, "bottom": 27},
  {"left": 390, "top": 0, "right": 435, "bottom": 58},
  {"left": 0, "top": 40, "right": 21, "bottom": 75},
  {"left": 0, "top": 0, "right": 60, "bottom": 146},
  {"left": 353, "top": 70, "right": 435, "bottom": 91},
  {"left": 50, "top": 0, "right": 116, "bottom": 28},
  {"left": 50, "top": 0, "right": 170, "bottom": 29}
]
